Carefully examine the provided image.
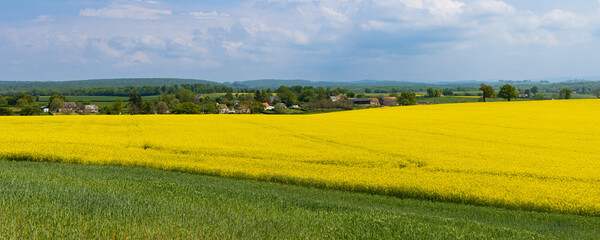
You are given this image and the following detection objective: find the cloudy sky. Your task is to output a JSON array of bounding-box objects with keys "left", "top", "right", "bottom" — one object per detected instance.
[{"left": 1, "top": 0, "right": 600, "bottom": 82}]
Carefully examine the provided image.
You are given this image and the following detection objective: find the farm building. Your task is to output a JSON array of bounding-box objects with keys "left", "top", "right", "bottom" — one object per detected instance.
[
  {"left": 60, "top": 102, "right": 77, "bottom": 113},
  {"left": 350, "top": 98, "right": 380, "bottom": 106},
  {"left": 84, "top": 105, "right": 99, "bottom": 113},
  {"left": 217, "top": 104, "right": 233, "bottom": 114},
  {"left": 329, "top": 96, "right": 343, "bottom": 102},
  {"left": 379, "top": 97, "right": 398, "bottom": 106},
  {"left": 236, "top": 105, "right": 251, "bottom": 114}
]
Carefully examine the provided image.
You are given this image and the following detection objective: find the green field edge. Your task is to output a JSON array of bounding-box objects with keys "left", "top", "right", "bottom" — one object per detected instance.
[{"left": 1, "top": 154, "right": 596, "bottom": 218}]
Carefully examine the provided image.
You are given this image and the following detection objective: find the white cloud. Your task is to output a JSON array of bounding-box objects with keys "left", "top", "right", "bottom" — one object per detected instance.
[
  {"left": 79, "top": 4, "right": 171, "bottom": 20},
  {"left": 467, "top": 0, "right": 515, "bottom": 16},
  {"left": 187, "top": 11, "right": 223, "bottom": 19},
  {"left": 31, "top": 15, "right": 54, "bottom": 23},
  {"left": 541, "top": 9, "right": 587, "bottom": 29}
]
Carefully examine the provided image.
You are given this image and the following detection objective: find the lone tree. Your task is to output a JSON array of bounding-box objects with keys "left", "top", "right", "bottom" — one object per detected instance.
[
  {"left": 595, "top": 89, "right": 600, "bottom": 98},
  {"left": 560, "top": 88, "right": 572, "bottom": 99},
  {"left": 397, "top": 91, "right": 417, "bottom": 105},
  {"left": 479, "top": 84, "right": 496, "bottom": 102},
  {"left": 531, "top": 86, "right": 539, "bottom": 94},
  {"left": 498, "top": 84, "right": 519, "bottom": 101}
]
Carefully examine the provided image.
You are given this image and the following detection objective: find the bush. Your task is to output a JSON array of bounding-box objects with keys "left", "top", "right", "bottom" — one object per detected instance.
[
  {"left": 171, "top": 102, "right": 202, "bottom": 114},
  {"left": 20, "top": 105, "right": 41, "bottom": 116},
  {"left": 0, "top": 107, "right": 13, "bottom": 116}
]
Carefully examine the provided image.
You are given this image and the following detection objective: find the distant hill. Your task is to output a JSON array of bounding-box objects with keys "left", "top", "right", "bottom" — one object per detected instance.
[
  {"left": 227, "top": 79, "right": 434, "bottom": 89},
  {"left": 0, "top": 78, "right": 220, "bottom": 92}
]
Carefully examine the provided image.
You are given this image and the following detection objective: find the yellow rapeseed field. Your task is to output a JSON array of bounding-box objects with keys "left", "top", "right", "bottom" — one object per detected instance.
[{"left": 1, "top": 99, "right": 599, "bottom": 215}]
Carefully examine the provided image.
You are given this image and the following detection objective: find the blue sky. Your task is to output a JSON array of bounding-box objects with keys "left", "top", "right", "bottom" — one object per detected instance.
[{"left": 1, "top": 0, "right": 600, "bottom": 82}]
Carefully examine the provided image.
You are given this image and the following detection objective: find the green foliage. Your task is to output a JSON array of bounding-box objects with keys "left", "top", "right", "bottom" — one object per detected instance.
[
  {"left": 176, "top": 89, "right": 195, "bottom": 103},
  {"left": 171, "top": 102, "right": 202, "bottom": 114},
  {"left": 250, "top": 101, "right": 263, "bottom": 114},
  {"left": 299, "top": 89, "right": 316, "bottom": 102},
  {"left": 276, "top": 86, "right": 298, "bottom": 105},
  {"left": 155, "top": 101, "right": 169, "bottom": 114},
  {"left": 199, "top": 102, "right": 216, "bottom": 114},
  {"left": 442, "top": 89, "right": 454, "bottom": 96},
  {"left": 560, "top": 88, "right": 572, "bottom": 99},
  {"left": 112, "top": 98, "right": 123, "bottom": 114},
  {"left": 20, "top": 105, "right": 41, "bottom": 116},
  {"left": 142, "top": 100, "right": 155, "bottom": 114},
  {"left": 531, "top": 86, "right": 539, "bottom": 94},
  {"left": 427, "top": 88, "right": 442, "bottom": 97},
  {"left": 479, "top": 84, "right": 496, "bottom": 102},
  {"left": 398, "top": 91, "right": 417, "bottom": 105},
  {"left": 531, "top": 93, "right": 547, "bottom": 100},
  {"left": 595, "top": 89, "right": 600, "bottom": 98},
  {"left": 315, "top": 87, "right": 327, "bottom": 100},
  {"left": 2, "top": 161, "right": 600, "bottom": 239},
  {"left": 346, "top": 91, "right": 356, "bottom": 98},
  {"left": 128, "top": 91, "right": 143, "bottom": 114},
  {"left": 49, "top": 97, "right": 64, "bottom": 113},
  {"left": 498, "top": 84, "right": 519, "bottom": 101},
  {"left": 0, "top": 107, "right": 12, "bottom": 116}
]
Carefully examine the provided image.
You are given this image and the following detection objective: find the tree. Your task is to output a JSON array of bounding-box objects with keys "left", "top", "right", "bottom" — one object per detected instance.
[
  {"left": 426, "top": 88, "right": 442, "bottom": 97},
  {"left": 346, "top": 91, "right": 356, "bottom": 98},
  {"left": 16, "top": 98, "right": 29, "bottom": 108},
  {"left": 20, "top": 105, "right": 41, "bottom": 116},
  {"left": 479, "top": 84, "right": 496, "bottom": 102},
  {"left": 277, "top": 87, "right": 297, "bottom": 105},
  {"left": 142, "top": 100, "right": 155, "bottom": 114},
  {"left": 531, "top": 86, "right": 539, "bottom": 94},
  {"left": 171, "top": 102, "right": 202, "bottom": 114},
  {"left": 498, "top": 84, "right": 519, "bottom": 101},
  {"left": 595, "top": 89, "right": 600, "bottom": 98},
  {"left": 397, "top": 91, "right": 417, "bottom": 105},
  {"left": 315, "top": 87, "right": 327, "bottom": 100},
  {"left": 176, "top": 89, "right": 195, "bottom": 103},
  {"left": 49, "top": 97, "right": 64, "bottom": 113},
  {"left": 250, "top": 101, "right": 263, "bottom": 114},
  {"left": 200, "top": 102, "right": 216, "bottom": 114},
  {"left": 299, "top": 89, "right": 316, "bottom": 102},
  {"left": 155, "top": 101, "right": 169, "bottom": 114},
  {"left": 442, "top": 89, "right": 454, "bottom": 96},
  {"left": 0, "top": 107, "right": 12, "bottom": 116},
  {"left": 560, "top": 88, "right": 572, "bottom": 99},
  {"left": 224, "top": 92, "right": 234, "bottom": 101},
  {"left": 0, "top": 96, "right": 7, "bottom": 106},
  {"left": 48, "top": 95, "right": 66, "bottom": 105},
  {"left": 128, "top": 91, "right": 143, "bottom": 114},
  {"left": 112, "top": 98, "right": 123, "bottom": 114},
  {"left": 524, "top": 89, "right": 531, "bottom": 96}
]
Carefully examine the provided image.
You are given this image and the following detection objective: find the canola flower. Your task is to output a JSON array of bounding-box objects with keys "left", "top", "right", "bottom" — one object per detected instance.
[{"left": 1, "top": 99, "right": 599, "bottom": 216}]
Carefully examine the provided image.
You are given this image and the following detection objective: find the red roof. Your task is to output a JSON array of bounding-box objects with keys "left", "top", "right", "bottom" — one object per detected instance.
[{"left": 262, "top": 103, "right": 270, "bottom": 107}]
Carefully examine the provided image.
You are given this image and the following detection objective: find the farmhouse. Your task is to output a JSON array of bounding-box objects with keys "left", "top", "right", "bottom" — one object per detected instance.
[
  {"left": 236, "top": 105, "right": 251, "bottom": 114},
  {"left": 329, "top": 96, "right": 343, "bottom": 102},
  {"left": 84, "top": 105, "right": 99, "bottom": 113},
  {"left": 262, "top": 102, "right": 275, "bottom": 111},
  {"left": 39, "top": 106, "right": 50, "bottom": 113},
  {"left": 519, "top": 94, "right": 529, "bottom": 98},
  {"left": 217, "top": 104, "right": 232, "bottom": 114},
  {"left": 60, "top": 102, "right": 77, "bottom": 113}
]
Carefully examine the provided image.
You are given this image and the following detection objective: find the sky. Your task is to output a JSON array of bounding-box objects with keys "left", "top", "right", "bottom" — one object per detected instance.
[{"left": 1, "top": 0, "right": 600, "bottom": 82}]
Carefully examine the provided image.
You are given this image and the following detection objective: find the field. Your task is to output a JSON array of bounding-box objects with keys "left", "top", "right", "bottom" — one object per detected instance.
[
  {"left": 0, "top": 100, "right": 599, "bottom": 216},
  {"left": 2, "top": 160, "right": 599, "bottom": 239}
]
